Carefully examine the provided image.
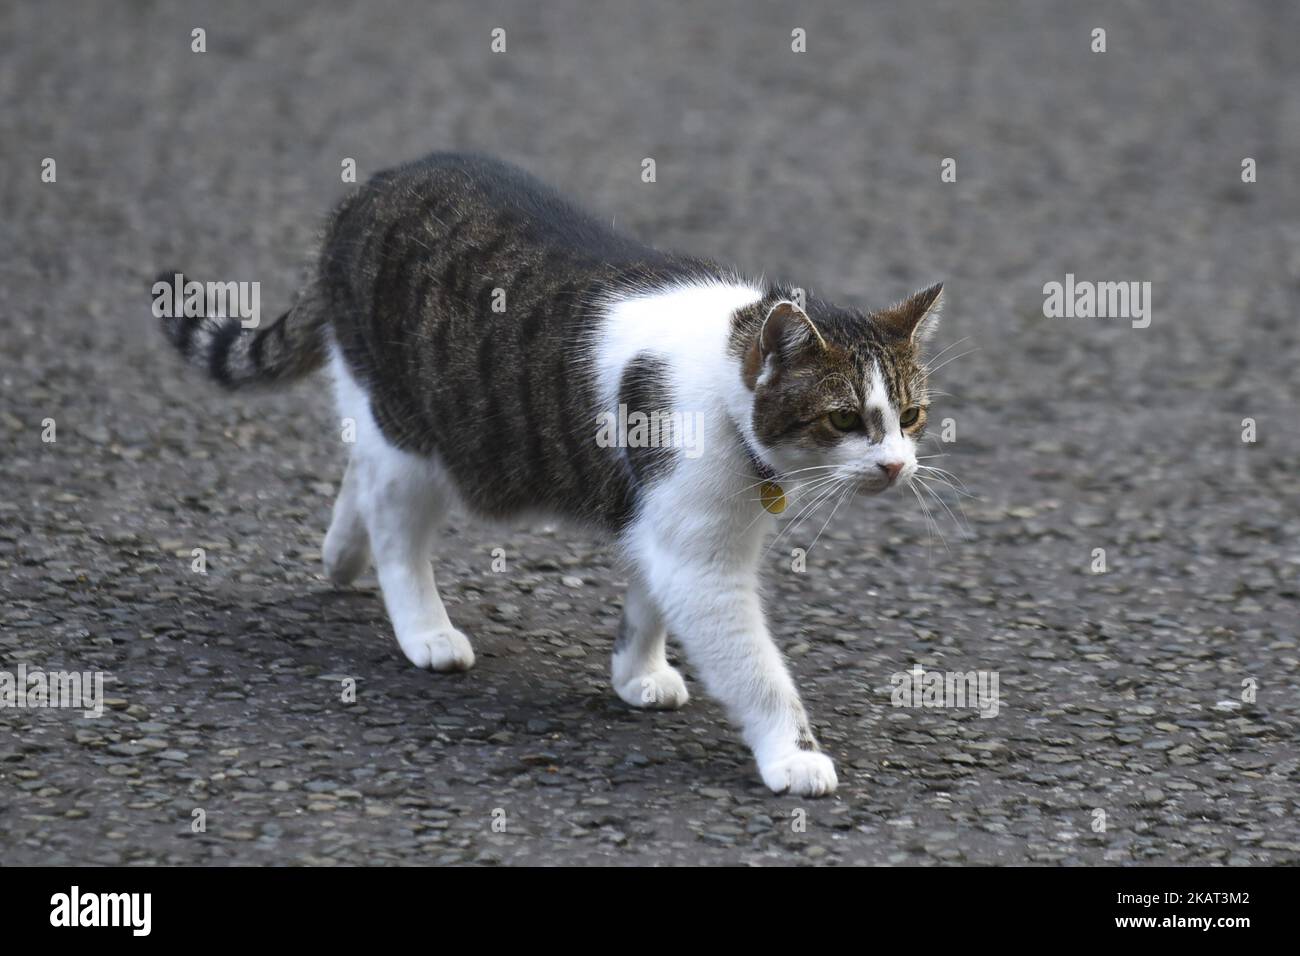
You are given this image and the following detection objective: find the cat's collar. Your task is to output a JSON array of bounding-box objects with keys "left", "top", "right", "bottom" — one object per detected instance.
[
  {"left": 741, "top": 436, "right": 787, "bottom": 515},
  {"left": 741, "top": 436, "right": 777, "bottom": 482}
]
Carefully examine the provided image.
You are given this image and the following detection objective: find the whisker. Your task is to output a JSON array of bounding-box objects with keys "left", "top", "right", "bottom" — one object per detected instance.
[
  {"left": 913, "top": 475, "right": 972, "bottom": 539},
  {"left": 766, "top": 478, "right": 845, "bottom": 557},
  {"left": 915, "top": 476, "right": 977, "bottom": 528},
  {"left": 735, "top": 472, "right": 841, "bottom": 540},
  {"left": 914, "top": 465, "right": 976, "bottom": 498},
  {"left": 916, "top": 478, "right": 977, "bottom": 503},
  {"left": 918, "top": 488, "right": 951, "bottom": 555},
  {"left": 724, "top": 464, "right": 838, "bottom": 501},
  {"left": 923, "top": 335, "right": 974, "bottom": 365},
  {"left": 924, "top": 347, "right": 980, "bottom": 377},
  {"left": 806, "top": 482, "right": 854, "bottom": 556},
  {"left": 909, "top": 481, "right": 944, "bottom": 564},
  {"left": 744, "top": 474, "right": 840, "bottom": 512}
]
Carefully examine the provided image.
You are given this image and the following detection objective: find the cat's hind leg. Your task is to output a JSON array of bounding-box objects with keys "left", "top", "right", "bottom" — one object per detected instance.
[
  {"left": 611, "top": 576, "right": 689, "bottom": 709},
  {"left": 323, "top": 456, "right": 370, "bottom": 586},
  {"left": 356, "top": 442, "right": 475, "bottom": 672},
  {"left": 329, "top": 347, "right": 472, "bottom": 672}
]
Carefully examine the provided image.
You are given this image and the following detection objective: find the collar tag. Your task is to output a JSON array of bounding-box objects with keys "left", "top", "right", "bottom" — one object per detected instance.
[{"left": 760, "top": 480, "right": 787, "bottom": 514}]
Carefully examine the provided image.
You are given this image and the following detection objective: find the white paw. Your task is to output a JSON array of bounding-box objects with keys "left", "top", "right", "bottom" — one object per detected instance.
[
  {"left": 398, "top": 627, "right": 475, "bottom": 672},
  {"left": 323, "top": 548, "right": 369, "bottom": 587},
  {"left": 759, "top": 750, "right": 838, "bottom": 797},
  {"left": 322, "top": 520, "right": 369, "bottom": 587},
  {"left": 615, "top": 667, "right": 690, "bottom": 710}
]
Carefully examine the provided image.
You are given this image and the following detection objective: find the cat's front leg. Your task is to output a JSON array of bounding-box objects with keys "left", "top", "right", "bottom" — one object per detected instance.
[
  {"left": 636, "top": 551, "right": 837, "bottom": 796},
  {"left": 611, "top": 575, "right": 689, "bottom": 709}
]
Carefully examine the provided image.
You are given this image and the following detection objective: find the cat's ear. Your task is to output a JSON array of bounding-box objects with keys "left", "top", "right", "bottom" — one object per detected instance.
[
  {"left": 760, "top": 300, "right": 828, "bottom": 360},
  {"left": 873, "top": 282, "right": 943, "bottom": 345}
]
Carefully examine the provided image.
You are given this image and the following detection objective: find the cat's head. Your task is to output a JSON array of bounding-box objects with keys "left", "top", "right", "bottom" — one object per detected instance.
[{"left": 733, "top": 283, "right": 943, "bottom": 495}]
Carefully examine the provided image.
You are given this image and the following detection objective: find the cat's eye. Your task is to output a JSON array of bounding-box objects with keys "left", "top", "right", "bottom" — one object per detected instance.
[
  {"left": 828, "top": 409, "right": 862, "bottom": 432},
  {"left": 899, "top": 406, "right": 921, "bottom": 428}
]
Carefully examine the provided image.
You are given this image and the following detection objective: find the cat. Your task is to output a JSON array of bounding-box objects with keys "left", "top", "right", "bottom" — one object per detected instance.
[{"left": 159, "top": 152, "right": 944, "bottom": 796}]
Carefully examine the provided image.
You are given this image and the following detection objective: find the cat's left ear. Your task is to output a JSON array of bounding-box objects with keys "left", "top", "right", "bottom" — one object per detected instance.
[{"left": 873, "top": 282, "right": 943, "bottom": 346}]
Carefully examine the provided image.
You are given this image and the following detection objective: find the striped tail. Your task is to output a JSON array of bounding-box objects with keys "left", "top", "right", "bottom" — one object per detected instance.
[{"left": 155, "top": 271, "right": 329, "bottom": 389}]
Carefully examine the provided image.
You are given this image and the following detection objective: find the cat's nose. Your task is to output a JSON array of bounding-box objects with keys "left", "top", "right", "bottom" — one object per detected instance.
[{"left": 879, "top": 461, "right": 903, "bottom": 483}]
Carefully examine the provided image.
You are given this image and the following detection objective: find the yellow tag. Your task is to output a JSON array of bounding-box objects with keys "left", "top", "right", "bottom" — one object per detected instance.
[{"left": 760, "top": 480, "right": 787, "bottom": 514}]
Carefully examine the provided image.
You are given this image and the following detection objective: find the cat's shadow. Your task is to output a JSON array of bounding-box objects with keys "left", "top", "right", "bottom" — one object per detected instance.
[{"left": 160, "top": 585, "right": 758, "bottom": 792}]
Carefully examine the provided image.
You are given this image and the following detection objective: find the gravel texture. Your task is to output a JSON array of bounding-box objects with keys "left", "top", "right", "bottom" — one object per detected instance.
[{"left": 1, "top": 0, "right": 1297, "bottom": 865}]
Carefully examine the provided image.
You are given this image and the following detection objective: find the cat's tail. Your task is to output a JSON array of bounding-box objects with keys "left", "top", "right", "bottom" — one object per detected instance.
[{"left": 154, "top": 271, "right": 329, "bottom": 389}]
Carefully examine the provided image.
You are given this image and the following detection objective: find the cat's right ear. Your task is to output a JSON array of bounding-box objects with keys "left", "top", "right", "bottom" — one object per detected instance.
[
  {"left": 743, "top": 300, "right": 827, "bottom": 388},
  {"left": 760, "top": 301, "right": 827, "bottom": 360}
]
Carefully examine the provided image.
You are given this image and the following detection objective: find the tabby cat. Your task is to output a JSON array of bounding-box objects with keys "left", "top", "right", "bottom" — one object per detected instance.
[{"left": 160, "top": 152, "right": 945, "bottom": 796}]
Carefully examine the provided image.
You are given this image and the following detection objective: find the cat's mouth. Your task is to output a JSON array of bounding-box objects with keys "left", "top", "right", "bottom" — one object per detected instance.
[{"left": 855, "top": 473, "right": 901, "bottom": 495}]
